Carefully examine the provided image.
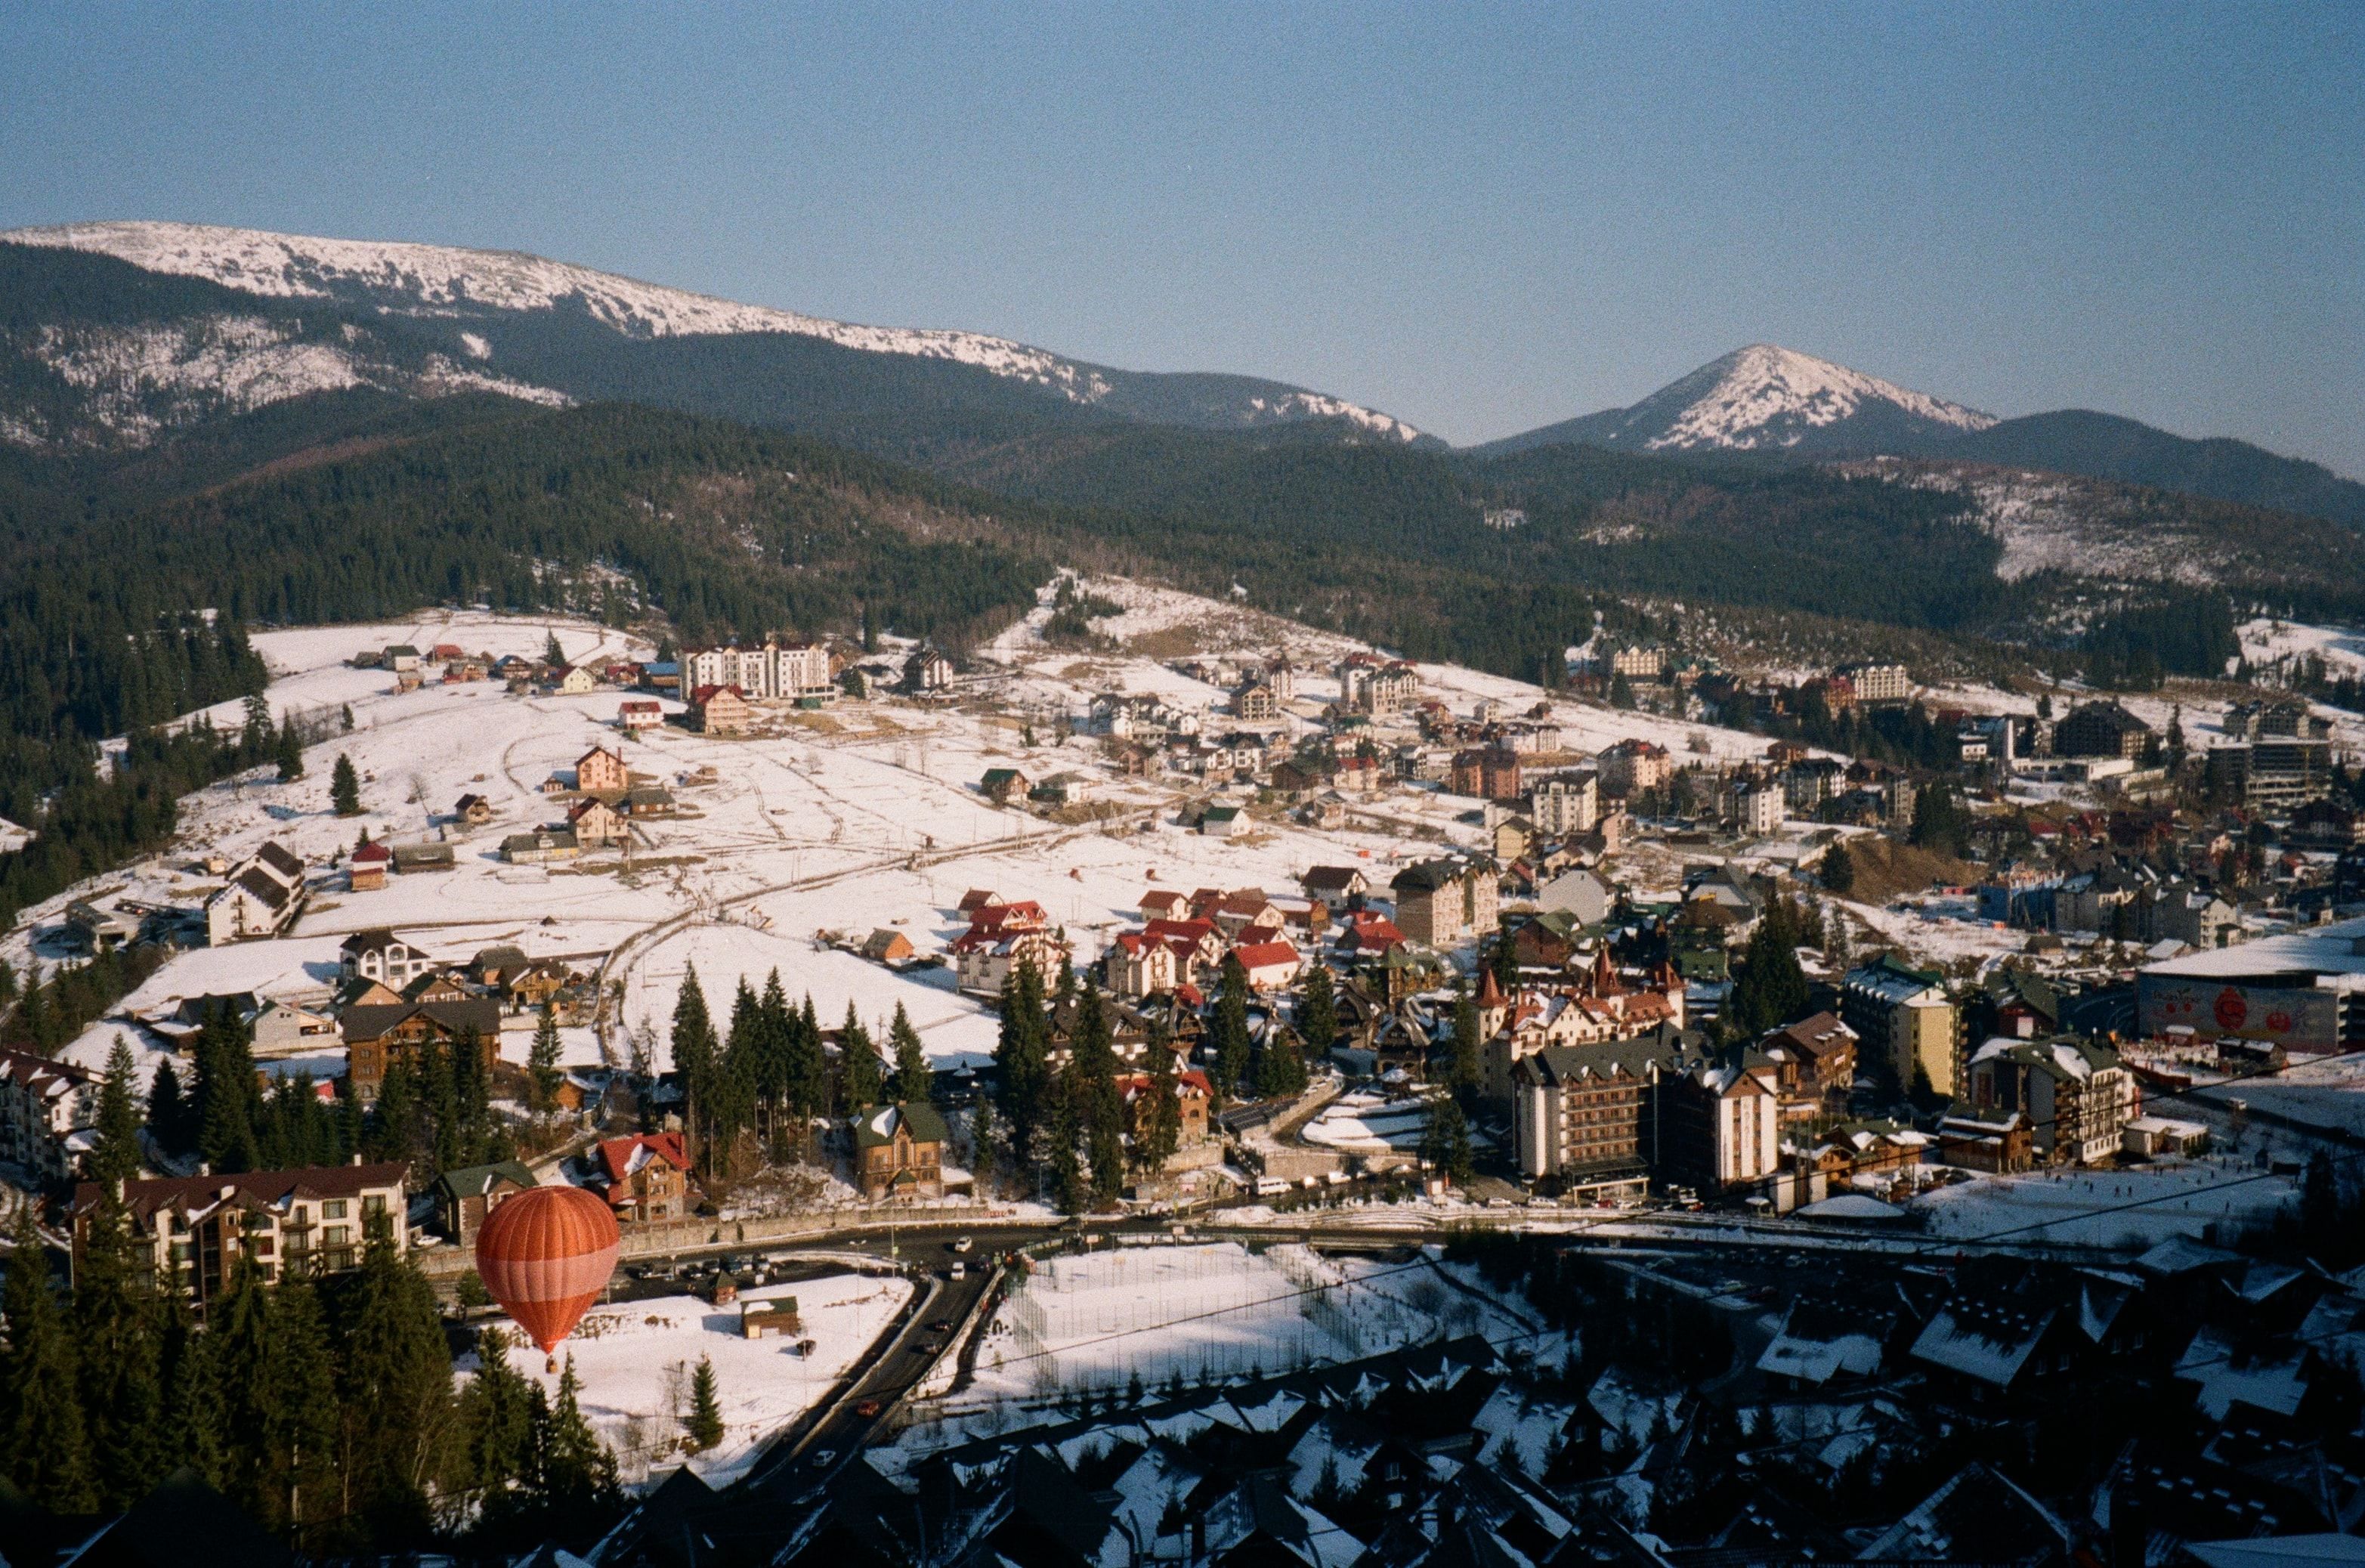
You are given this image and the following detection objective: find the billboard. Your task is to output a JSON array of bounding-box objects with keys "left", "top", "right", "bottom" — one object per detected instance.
[{"left": 2138, "top": 976, "right": 2342, "bottom": 1053}]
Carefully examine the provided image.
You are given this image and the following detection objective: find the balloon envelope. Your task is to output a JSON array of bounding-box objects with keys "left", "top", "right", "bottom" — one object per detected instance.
[{"left": 475, "top": 1184, "right": 620, "bottom": 1356}]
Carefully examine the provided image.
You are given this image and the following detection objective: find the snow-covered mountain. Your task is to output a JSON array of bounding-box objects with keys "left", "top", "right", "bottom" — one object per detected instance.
[
  {"left": 0, "top": 221, "right": 1424, "bottom": 445},
  {"left": 1479, "top": 344, "right": 1997, "bottom": 457}
]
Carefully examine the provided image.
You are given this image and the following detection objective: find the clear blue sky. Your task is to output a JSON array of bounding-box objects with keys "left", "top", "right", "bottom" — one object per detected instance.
[{"left": 4, "top": 2, "right": 2360, "bottom": 472}]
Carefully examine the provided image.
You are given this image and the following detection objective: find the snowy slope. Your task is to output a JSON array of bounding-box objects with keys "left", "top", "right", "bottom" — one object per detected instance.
[
  {"left": 2, "top": 221, "right": 1422, "bottom": 441},
  {"left": 1478, "top": 344, "right": 1996, "bottom": 456}
]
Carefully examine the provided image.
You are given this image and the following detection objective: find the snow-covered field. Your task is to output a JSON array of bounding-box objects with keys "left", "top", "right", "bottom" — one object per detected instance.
[
  {"left": 474, "top": 1271, "right": 912, "bottom": 1487},
  {"left": 1300, "top": 1091, "right": 1432, "bottom": 1153},
  {"left": 959, "top": 1242, "right": 1528, "bottom": 1409},
  {"left": 1910, "top": 1158, "right": 2297, "bottom": 1249}
]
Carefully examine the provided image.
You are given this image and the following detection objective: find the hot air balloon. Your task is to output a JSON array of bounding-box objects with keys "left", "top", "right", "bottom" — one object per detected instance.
[{"left": 475, "top": 1184, "right": 620, "bottom": 1371}]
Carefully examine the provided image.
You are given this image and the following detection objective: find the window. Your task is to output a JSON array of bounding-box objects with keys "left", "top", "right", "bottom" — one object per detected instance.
[
  {"left": 363, "top": 1194, "right": 387, "bottom": 1217},
  {"left": 326, "top": 1226, "right": 351, "bottom": 1246},
  {"left": 323, "top": 1199, "right": 348, "bottom": 1220}
]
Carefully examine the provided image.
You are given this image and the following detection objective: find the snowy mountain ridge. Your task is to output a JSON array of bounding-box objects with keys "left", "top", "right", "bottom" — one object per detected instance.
[
  {"left": 0, "top": 221, "right": 1422, "bottom": 441},
  {"left": 1642, "top": 343, "right": 1999, "bottom": 450}
]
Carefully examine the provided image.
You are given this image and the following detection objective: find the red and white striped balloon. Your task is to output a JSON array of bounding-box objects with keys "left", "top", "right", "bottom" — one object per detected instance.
[{"left": 475, "top": 1184, "right": 620, "bottom": 1364}]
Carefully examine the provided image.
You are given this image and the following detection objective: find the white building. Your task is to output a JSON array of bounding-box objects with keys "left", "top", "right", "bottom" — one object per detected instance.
[
  {"left": 679, "top": 641, "right": 833, "bottom": 700},
  {"left": 339, "top": 927, "right": 435, "bottom": 988},
  {"left": 203, "top": 840, "right": 308, "bottom": 945},
  {"left": 1529, "top": 774, "right": 1599, "bottom": 837},
  {"left": 1737, "top": 784, "right": 1784, "bottom": 837},
  {"left": 0, "top": 1048, "right": 98, "bottom": 1184}
]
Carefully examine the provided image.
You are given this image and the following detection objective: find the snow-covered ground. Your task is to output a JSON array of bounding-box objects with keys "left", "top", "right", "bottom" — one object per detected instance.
[
  {"left": 472, "top": 1271, "right": 912, "bottom": 1487},
  {"left": 957, "top": 1242, "right": 1528, "bottom": 1409},
  {"left": 1909, "top": 1158, "right": 2297, "bottom": 1249},
  {"left": 1300, "top": 1092, "right": 1432, "bottom": 1153}
]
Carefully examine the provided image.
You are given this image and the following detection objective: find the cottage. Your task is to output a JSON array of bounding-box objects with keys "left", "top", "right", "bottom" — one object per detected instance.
[
  {"left": 618, "top": 698, "right": 663, "bottom": 731},
  {"left": 860, "top": 928, "right": 917, "bottom": 965},
  {"left": 980, "top": 767, "right": 1031, "bottom": 806},
  {"left": 853, "top": 1102, "right": 948, "bottom": 1199},
  {"left": 251, "top": 1000, "right": 338, "bottom": 1057},
  {"left": 595, "top": 1132, "right": 692, "bottom": 1222},
  {"left": 693, "top": 685, "right": 755, "bottom": 736},
  {"left": 575, "top": 744, "right": 629, "bottom": 794},
  {"left": 340, "top": 927, "right": 434, "bottom": 988},
  {"left": 454, "top": 793, "right": 494, "bottom": 825},
  {"left": 567, "top": 797, "right": 626, "bottom": 847},
  {"left": 552, "top": 666, "right": 598, "bottom": 697},
  {"left": 341, "top": 998, "right": 502, "bottom": 1102},
  {"left": 1198, "top": 805, "right": 1246, "bottom": 839},
  {"left": 501, "top": 828, "right": 582, "bottom": 864},
  {"left": 1230, "top": 939, "right": 1303, "bottom": 992},
  {"left": 433, "top": 1159, "right": 536, "bottom": 1246},
  {"left": 348, "top": 840, "right": 392, "bottom": 891}
]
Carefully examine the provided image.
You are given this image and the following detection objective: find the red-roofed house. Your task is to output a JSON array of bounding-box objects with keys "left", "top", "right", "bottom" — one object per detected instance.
[
  {"left": 577, "top": 744, "right": 629, "bottom": 794},
  {"left": 349, "top": 839, "right": 392, "bottom": 892},
  {"left": 1337, "top": 910, "right": 1407, "bottom": 958},
  {"left": 1209, "top": 891, "right": 1286, "bottom": 942},
  {"left": 1140, "top": 888, "right": 1190, "bottom": 923},
  {"left": 1144, "top": 918, "right": 1225, "bottom": 974},
  {"left": 957, "top": 888, "right": 1002, "bottom": 914},
  {"left": 1105, "top": 931, "right": 1182, "bottom": 998},
  {"left": 595, "top": 1132, "right": 691, "bottom": 1222},
  {"left": 1231, "top": 940, "right": 1303, "bottom": 991},
  {"left": 967, "top": 901, "right": 1049, "bottom": 939}
]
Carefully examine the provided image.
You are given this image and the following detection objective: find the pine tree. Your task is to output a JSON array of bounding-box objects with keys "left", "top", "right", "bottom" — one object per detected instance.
[
  {"left": 1210, "top": 956, "right": 1251, "bottom": 1102},
  {"left": 194, "top": 1010, "right": 260, "bottom": 1173},
  {"left": 887, "top": 1001, "right": 930, "bottom": 1103},
  {"left": 91, "top": 1033, "right": 147, "bottom": 1186},
  {"left": 1298, "top": 963, "right": 1337, "bottom": 1055},
  {"left": 157, "top": 1299, "right": 224, "bottom": 1488},
  {"left": 670, "top": 965, "right": 719, "bottom": 1150},
  {"left": 1821, "top": 841, "right": 1856, "bottom": 894},
  {"left": 1421, "top": 1098, "right": 1475, "bottom": 1187},
  {"left": 71, "top": 1194, "right": 165, "bottom": 1510},
  {"left": 783, "top": 991, "right": 827, "bottom": 1156},
  {"left": 0, "top": 1207, "right": 96, "bottom": 1512},
  {"left": 994, "top": 962, "right": 1049, "bottom": 1167},
  {"left": 839, "top": 1002, "right": 882, "bottom": 1109},
  {"left": 1137, "top": 1043, "right": 1182, "bottom": 1173},
  {"left": 329, "top": 1231, "right": 455, "bottom": 1536},
  {"left": 1070, "top": 987, "right": 1125, "bottom": 1202},
  {"left": 1729, "top": 918, "right": 1811, "bottom": 1037},
  {"left": 544, "top": 630, "right": 566, "bottom": 667},
  {"left": 528, "top": 1004, "right": 564, "bottom": 1113},
  {"left": 1823, "top": 905, "right": 1853, "bottom": 970},
  {"left": 275, "top": 724, "right": 305, "bottom": 783},
  {"left": 331, "top": 752, "right": 361, "bottom": 816},
  {"left": 1610, "top": 672, "right": 1637, "bottom": 710},
  {"left": 460, "top": 1326, "right": 536, "bottom": 1521},
  {"left": 544, "top": 1356, "right": 620, "bottom": 1512},
  {"left": 258, "top": 1276, "right": 341, "bottom": 1539},
  {"left": 339, "top": 703, "right": 354, "bottom": 733},
  {"left": 1449, "top": 984, "right": 1483, "bottom": 1099},
  {"left": 685, "top": 1355, "right": 725, "bottom": 1452}
]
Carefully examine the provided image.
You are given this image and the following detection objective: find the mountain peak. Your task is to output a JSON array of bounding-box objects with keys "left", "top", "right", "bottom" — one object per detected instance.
[{"left": 1645, "top": 343, "right": 1998, "bottom": 451}]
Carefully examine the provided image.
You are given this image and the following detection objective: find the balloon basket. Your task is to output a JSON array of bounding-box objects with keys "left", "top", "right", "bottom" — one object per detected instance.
[{"left": 546, "top": 1354, "right": 558, "bottom": 1375}]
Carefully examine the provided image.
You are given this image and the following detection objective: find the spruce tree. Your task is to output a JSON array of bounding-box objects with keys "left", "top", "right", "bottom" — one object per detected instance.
[
  {"left": 1821, "top": 841, "right": 1856, "bottom": 895},
  {"left": 1139, "top": 1042, "right": 1182, "bottom": 1172},
  {"left": 994, "top": 962, "right": 1049, "bottom": 1167},
  {"left": 783, "top": 992, "right": 827, "bottom": 1155},
  {"left": 1070, "top": 988, "right": 1125, "bottom": 1202},
  {"left": 1823, "top": 905, "right": 1853, "bottom": 970},
  {"left": 839, "top": 1003, "right": 882, "bottom": 1109},
  {"left": 194, "top": 1010, "right": 260, "bottom": 1173},
  {"left": 258, "top": 1276, "right": 340, "bottom": 1539},
  {"left": 339, "top": 703, "right": 354, "bottom": 733},
  {"left": 91, "top": 1034, "right": 147, "bottom": 1186},
  {"left": 528, "top": 1004, "right": 563, "bottom": 1112},
  {"left": 1298, "top": 963, "right": 1337, "bottom": 1056},
  {"left": 685, "top": 1355, "right": 725, "bottom": 1452},
  {"left": 329, "top": 1232, "right": 454, "bottom": 1536},
  {"left": 460, "top": 1327, "right": 536, "bottom": 1521},
  {"left": 1210, "top": 956, "right": 1251, "bottom": 1102},
  {"left": 1730, "top": 919, "right": 1810, "bottom": 1037},
  {"left": 1044, "top": 1064, "right": 1084, "bottom": 1213},
  {"left": 147, "top": 1056, "right": 189, "bottom": 1155},
  {"left": 1, "top": 1208, "right": 96, "bottom": 1512},
  {"left": 544, "top": 1356, "right": 620, "bottom": 1512},
  {"left": 670, "top": 965, "right": 719, "bottom": 1146},
  {"left": 331, "top": 753, "right": 362, "bottom": 816},
  {"left": 1421, "top": 1098, "right": 1475, "bottom": 1187},
  {"left": 158, "top": 1298, "right": 225, "bottom": 1488},
  {"left": 275, "top": 725, "right": 305, "bottom": 783},
  {"left": 888, "top": 1001, "right": 930, "bottom": 1103},
  {"left": 1449, "top": 984, "right": 1483, "bottom": 1099},
  {"left": 72, "top": 1194, "right": 165, "bottom": 1510}
]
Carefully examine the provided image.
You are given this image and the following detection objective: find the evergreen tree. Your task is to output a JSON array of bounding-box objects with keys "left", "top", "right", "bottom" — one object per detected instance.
[
  {"left": 670, "top": 964, "right": 719, "bottom": 1155},
  {"left": 0, "top": 1208, "right": 94, "bottom": 1512},
  {"left": 1420, "top": 1098, "right": 1475, "bottom": 1187},
  {"left": 157, "top": 1297, "right": 224, "bottom": 1488},
  {"left": 1210, "top": 956, "right": 1251, "bottom": 1102},
  {"left": 459, "top": 1327, "right": 536, "bottom": 1525},
  {"left": 0, "top": 957, "right": 16, "bottom": 1004},
  {"left": 339, "top": 703, "right": 354, "bottom": 733},
  {"left": 72, "top": 1194, "right": 165, "bottom": 1510},
  {"left": 839, "top": 1002, "right": 882, "bottom": 1109},
  {"left": 329, "top": 1230, "right": 454, "bottom": 1539},
  {"left": 1820, "top": 841, "right": 1856, "bottom": 895},
  {"left": 91, "top": 1033, "right": 147, "bottom": 1186},
  {"left": 1728, "top": 919, "right": 1810, "bottom": 1037},
  {"left": 887, "top": 1001, "right": 930, "bottom": 1102},
  {"left": 1449, "top": 983, "right": 1484, "bottom": 1099},
  {"left": 685, "top": 1355, "right": 725, "bottom": 1452},
  {"left": 1823, "top": 905, "right": 1853, "bottom": 971},
  {"left": 528, "top": 1004, "right": 563, "bottom": 1113},
  {"left": 783, "top": 991, "right": 827, "bottom": 1155},
  {"left": 994, "top": 962, "right": 1050, "bottom": 1165},
  {"left": 1254, "top": 1020, "right": 1306, "bottom": 1100},
  {"left": 256, "top": 1276, "right": 341, "bottom": 1539},
  {"left": 543, "top": 1356, "right": 620, "bottom": 1514},
  {"left": 1070, "top": 987, "right": 1125, "bottom": 1202},
  {"left": 275, "top": 724, "right": 305, "bottom": 783},
  {"left": 1298, "top": 964, "right": 1337, "bottom": 1055},
  {"left": 1610, "top": 672, "right": 1637, "bottom": 710},
  {"left": 969, "top": 1095, "right": 1003, "bottom": 1185},
  {"left": 367, "top": 1061, "right": 419, "bottom": 1164},
  {"left": 1138, "top": 1041, "right": 1182, "bottom": 1173},
  {"left": 544, "top": 630, "right": 566, "bottom": 667},
  {"left": 1909, "top": 781, "right": 1968, "bottom": 858},
  {"left": 331, "top": 752, "right": 361, "bottom": 815},
  {"left": 194, "top": 1009, "right": 261, "bottom": 1173},
  {"left": 1043, "top": 1062, "right": 1084, "bottom": 1213}
]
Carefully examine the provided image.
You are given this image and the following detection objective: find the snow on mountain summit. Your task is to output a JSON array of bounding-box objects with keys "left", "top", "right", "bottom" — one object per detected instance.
[
  {"left": 0, "top": 221, "right": 1422, "bottom": 440},
  {"left": 1640, "top": 344, "right": 1997, "bottom": 451}
]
